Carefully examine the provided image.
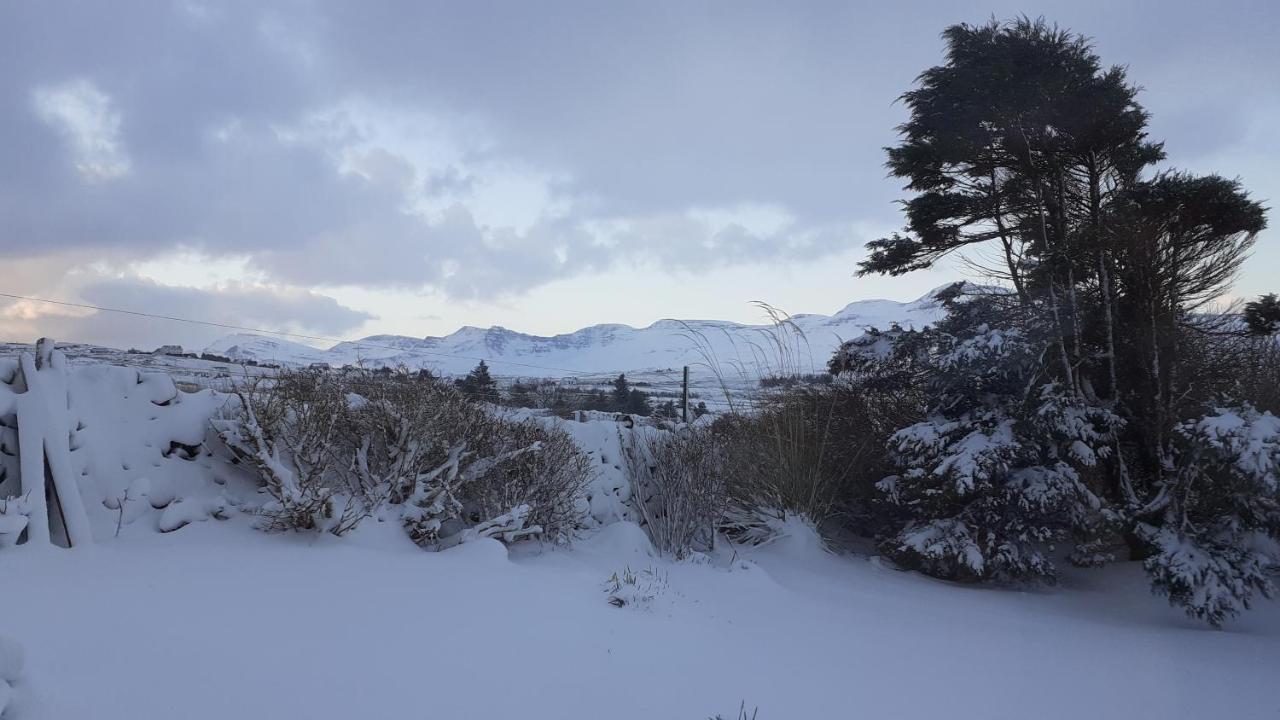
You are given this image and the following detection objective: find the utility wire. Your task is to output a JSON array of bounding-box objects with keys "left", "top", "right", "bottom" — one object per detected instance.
[{"left": 0, "top": 290, "right": 688, "bottom": 379}]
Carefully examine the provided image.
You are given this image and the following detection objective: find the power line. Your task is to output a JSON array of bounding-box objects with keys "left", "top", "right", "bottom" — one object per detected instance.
[{"left": 0, "top": 290, "right": 685, "bottom": 379}]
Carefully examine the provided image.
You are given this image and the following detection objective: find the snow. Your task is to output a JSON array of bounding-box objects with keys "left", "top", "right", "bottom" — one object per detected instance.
[
  {"left": 1190, "top": 407, "right": 1280, "bottom": 489},
  {"left": 1, "top": 344, "right": 1278, "bottom": 718},
  {"left": 0, "top": 635, "right": 23, "bottom": 717},
  {"left": 3, "top": 519, "right": 1278, "bottom": 719},
  {"left": 533, "top": 409, "right": 636, "bottom": 527}
]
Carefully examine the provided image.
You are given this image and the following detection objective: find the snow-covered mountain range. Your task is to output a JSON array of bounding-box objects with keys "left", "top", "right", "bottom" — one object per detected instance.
[{"left": 204, "top": 286, "right": 956, "bottom": 378}]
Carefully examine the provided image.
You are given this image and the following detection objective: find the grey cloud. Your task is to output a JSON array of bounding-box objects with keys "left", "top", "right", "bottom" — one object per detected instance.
[
  {"left": 0, "top": 276, "right": 372, "bottom": 351},
  {"left": 1, "top": 0, "right": 1276, "bottom": 300}
]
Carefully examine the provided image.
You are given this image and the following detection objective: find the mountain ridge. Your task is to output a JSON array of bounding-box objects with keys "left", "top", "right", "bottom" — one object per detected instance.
[{"left": 204, "top": 284, "right": 960, "bottom": 377}]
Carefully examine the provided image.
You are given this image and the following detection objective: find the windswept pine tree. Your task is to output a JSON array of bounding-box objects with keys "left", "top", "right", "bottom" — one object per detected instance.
[{"left": 845, "top": 17, "right": 1274, "bottom": 625}]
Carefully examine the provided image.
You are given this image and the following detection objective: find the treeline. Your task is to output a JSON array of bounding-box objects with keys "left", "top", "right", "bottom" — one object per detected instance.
[{"left": 455, "top": 360, "right": 707, "bottom": 419}]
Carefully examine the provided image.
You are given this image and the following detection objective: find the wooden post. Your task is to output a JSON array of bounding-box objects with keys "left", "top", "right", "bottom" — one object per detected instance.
[{"left": 681, "top": 366, "right": 689, "bottom": 423}]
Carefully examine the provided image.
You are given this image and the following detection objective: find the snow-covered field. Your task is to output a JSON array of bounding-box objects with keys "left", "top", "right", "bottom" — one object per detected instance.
[
  {"left": 5, "top": 519, "right": 1279, "bottom": 719},
  {"left": 2, "top": 340, "right": 1278, "bottom": 720}
]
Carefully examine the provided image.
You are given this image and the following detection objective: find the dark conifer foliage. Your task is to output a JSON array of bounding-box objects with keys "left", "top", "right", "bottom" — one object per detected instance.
[
  {"left": 1244, "top": 294, "right": 1280, "bottom": 336},
  {"left": 456, "top": 360, "right": 499, "bottom": 403},
  {"left": 846, "top": 17, "right": 1274, "bottom": 625}
]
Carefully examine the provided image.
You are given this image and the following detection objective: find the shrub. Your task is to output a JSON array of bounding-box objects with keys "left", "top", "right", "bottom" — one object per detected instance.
[
  {"left": 1233, "top": 337, "right": 1280, "bottom": 415},
  {"left": 215, "top": 367, "right": 592, "bottom": 547},
  {"left": 1138, "top": 406, "right": 1280, "bottom": 626},
  {"left": 625, "top": 427, "right": 726, "bottom": 558},
  {"left": 465, "top": 418, "right": 591, "bottom": 545},
  {"left": 213, "top": 369, "right": 364, "bottom": 535},
  {"left": 342, "top": 368, "right": 490, "bottom": 506},
  {"left": 713, "top": 381, "right": 921, "bottom": 545}
]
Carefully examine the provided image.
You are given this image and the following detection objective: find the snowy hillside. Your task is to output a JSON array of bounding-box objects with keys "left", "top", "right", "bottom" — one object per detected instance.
[{"left": 204, "top": 286, "right": 955, "bottom": 377}]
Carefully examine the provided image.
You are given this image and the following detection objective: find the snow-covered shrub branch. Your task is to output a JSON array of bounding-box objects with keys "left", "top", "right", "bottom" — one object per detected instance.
[
  {"left": 1138, "top": 406, "right": 1280, "bottom": 626},
  {"left": 399, "top": 435, "right": 576, "bottom": 545},
  {"left": 838, "top": 298, "right": 1119, "bottom": 583},
  {"left": 214, "top": 367, "right": 591, "bottom": 547},
  {"left": 465, "top": 418, "right": 590, "bottom": 545},
  {"left": 213, "top": 370, "right": 362, "bottom": 535},
  {"left": 625, "top": 427, "right": 726, "bottom": 558}
]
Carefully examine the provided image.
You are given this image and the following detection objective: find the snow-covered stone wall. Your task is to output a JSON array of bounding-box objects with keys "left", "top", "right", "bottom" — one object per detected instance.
[{"left": 0, "top": 340, "right": 242, "bottom": 547}]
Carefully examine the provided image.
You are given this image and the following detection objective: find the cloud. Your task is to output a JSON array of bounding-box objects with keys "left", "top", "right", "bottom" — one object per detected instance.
[
  {"left": 31, "top": 79, "right": 130, "bottom": 181},
  {"left": 0, "top": 0, "right": 1275, "bottom": 346},
  {"left": 0, "top": 2, "right": 901, "bottom": 300},
  {"left": 0, "top": 274, "right": 372, "bottom": 351}
]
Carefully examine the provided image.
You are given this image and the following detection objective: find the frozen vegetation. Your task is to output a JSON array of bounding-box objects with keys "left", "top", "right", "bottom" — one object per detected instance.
[
  {"left": 0, "top": 335, "right": 1276, "bottom": 719},
  {"left": 4, "top": 14, "right": 1280, "bottom": 720}
]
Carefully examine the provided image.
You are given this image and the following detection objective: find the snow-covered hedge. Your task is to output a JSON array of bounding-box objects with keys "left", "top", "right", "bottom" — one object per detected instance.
[{"left": 212, "top": 367, "right": 593, "bottom": 548}]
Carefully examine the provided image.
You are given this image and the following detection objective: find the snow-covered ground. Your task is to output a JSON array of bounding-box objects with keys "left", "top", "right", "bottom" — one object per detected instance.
[
  {"left": 2, "top": 339, "right": 1277, "bottom": 720},
  {"left": 4, "top": 519, "right": 1278, "bottom": 719}
]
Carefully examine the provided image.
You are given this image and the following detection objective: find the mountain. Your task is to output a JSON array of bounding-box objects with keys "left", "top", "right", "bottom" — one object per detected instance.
[
  {"left": 203, "top": 285, "right": 957, "bottom": 378},
  {"left": 203, "top": 334, "right": 331, "bottom": 366}
]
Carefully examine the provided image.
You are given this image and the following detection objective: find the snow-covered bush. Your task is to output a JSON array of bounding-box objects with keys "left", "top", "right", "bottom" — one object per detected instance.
[
  {"left": 465, "top": 418, "right": 591, "bottom": 545},
  {"left": 341, "top": 370, "right": 589, "bottom": 547},
  {"left": 625, "top": 427, "right": 726, "bottom": 558},
  {"left": 215, "top": 367, "right": 591, "bottom": 547},
  {"left": 840, "top": 298, "right": 1117, "bottom": 583},
  {"left": 342, "top": 368, "right": 489, "bottom": 506},
  {"left": 213, "top": 370, "right": 364, "bottom": 535},
  {"left": 1139, "top": 406, "right": 1280, "bottom": 626}
]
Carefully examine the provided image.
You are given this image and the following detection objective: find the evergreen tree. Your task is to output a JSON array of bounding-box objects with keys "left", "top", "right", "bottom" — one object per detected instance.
[
  {"left": 1139, "top": 406, "right": 1280, "bottom": 626},
  {"left": 851, "top": 16, "right": 1273, "bottom": 622},
  {"left": 1244, "top": 294, "right": 1280, "bottom": 336},
  {"left": 456, "top": 360, "right": 498, "bottom": 403},
  {"left": 844, "top": 294, "right": 1118, "bottom": 581},
  {"left": 612, "top": 374, "right": 630, "bottom": 411},
  {"left": 626, "top": 388, "right": 651, "bottom": 417}
]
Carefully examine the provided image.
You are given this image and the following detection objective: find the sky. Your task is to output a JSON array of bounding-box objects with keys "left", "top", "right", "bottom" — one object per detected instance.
[{"left": 1, "top": 0, "right": 1276, "bottom": 351}]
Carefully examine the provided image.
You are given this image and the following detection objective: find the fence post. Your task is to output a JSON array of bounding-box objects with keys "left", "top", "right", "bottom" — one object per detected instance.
[{"left": 681, "top": 366, "right": 689, "bottom": 423}]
